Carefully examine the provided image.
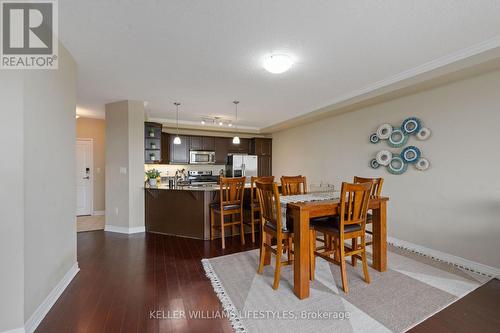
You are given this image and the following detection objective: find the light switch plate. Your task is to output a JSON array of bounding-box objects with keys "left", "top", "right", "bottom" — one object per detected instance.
[{"left": 119, "top": 167, "right": 127, "bottom": 174}]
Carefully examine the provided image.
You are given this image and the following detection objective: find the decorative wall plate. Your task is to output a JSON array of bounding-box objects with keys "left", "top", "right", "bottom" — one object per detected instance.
[
  {"left": 388, "top": 128, "right": 409, "bottom": 148},
  {"left": 416, "top": 127, "right": 431, "bottom": 140},
  {"left": 370, "top": 159, "right": 380, "bottom": 169},
  {"left": 402, "top": 117, "right": 421, "bottom": 134},
  {"left": 401, "top": 146, "right": 421, "bottom": 164},
  {"left": 388, "top": 156, "right": 408, "bottom": 174},
  {"left": 376, "top": 124, "right": 393, "bottom": 140},
  {"left": 376, "top": 150, "right": 392, "bottom": 166},
  {"left": 415, "top": 157, "right": 430, "bottom": 171},
  {"left": 370, "top": 133, "right": 380, "bottom": 144}
]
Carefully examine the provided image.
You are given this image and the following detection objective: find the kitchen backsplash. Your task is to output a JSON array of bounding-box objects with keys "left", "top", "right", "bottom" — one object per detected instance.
[{"left": 144, "top": 164, "right": 225, "bottom": 176}]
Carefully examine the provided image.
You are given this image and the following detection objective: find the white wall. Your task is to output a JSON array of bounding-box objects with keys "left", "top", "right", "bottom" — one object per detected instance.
[
  {"left": 0, "top": 73, "right": 25, "bottom": 332},
  {"left": 23, "top": 44, "right": 77, "bottom": 320},
  {"left": 273, "top": 69, "right": 500, "bottom": 268},
  {"left": 0, "top": 43, "right": 77, "bottom": 332}
]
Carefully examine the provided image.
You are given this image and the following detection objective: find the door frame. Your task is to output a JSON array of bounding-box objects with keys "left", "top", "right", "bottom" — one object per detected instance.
[{"left": 76, "top": 138, "right": 94, "bottom": 216}]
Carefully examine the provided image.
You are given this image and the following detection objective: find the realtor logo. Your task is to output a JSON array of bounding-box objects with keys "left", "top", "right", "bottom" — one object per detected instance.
[{"left": 1, "top": 0, "right": 58, "bottom": 69}]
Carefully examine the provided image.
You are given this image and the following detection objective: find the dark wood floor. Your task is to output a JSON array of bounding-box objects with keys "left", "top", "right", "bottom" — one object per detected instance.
[{"left": 37, "top": 231, "right": 499, "bottom": 333}]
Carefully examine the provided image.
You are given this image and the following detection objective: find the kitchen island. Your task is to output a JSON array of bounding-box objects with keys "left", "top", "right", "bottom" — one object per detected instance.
[{"left": 145, "top": 185, "right": 253, "bottom": 240}]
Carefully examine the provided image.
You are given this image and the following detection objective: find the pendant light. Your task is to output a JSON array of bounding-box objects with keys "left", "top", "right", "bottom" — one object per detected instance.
[
  {"left": 173, "top": 102, "right": 181, "bottom": 145},
  {"left": 232, "top": 101, "right": 240, "bottom": 144}
]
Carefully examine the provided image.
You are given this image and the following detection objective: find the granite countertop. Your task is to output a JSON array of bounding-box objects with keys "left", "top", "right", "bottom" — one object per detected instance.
[{"left": 145, "top": 183, "right": 258, "bottom": 191}]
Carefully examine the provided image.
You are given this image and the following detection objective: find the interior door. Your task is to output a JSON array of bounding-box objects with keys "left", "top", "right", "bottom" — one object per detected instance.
[{"left": 76, "top": 139, "right": 93, "bottom": 216}]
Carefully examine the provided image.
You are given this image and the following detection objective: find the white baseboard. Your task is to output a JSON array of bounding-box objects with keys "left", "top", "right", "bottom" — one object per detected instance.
[
  {"left": 388, "top": 236, "right": 500, "bottom": 278},
  {"left": 23, "top": 262, "right": 80, "bottom": 333},
  {"left": 105, "top": 224, "right": 145, "bottom": 234},
  {"left": 92, "top": 210, "right": 105, "bottom": 216}
]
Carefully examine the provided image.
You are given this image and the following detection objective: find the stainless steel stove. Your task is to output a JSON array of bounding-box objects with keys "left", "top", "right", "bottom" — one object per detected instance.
[{"left": 187, "top": 170, "right": 219, "bottom": 186}]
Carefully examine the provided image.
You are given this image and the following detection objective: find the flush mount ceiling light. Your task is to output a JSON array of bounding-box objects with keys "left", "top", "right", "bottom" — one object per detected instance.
[
  {"left": 173, "top": 102, "right": 181, "bottom": 145},
  {"left": 263, "top": 53, "right": 294, "bottom": 74},
  {"left": 232, "top": 101, "right": 240, "bottom": 144}
]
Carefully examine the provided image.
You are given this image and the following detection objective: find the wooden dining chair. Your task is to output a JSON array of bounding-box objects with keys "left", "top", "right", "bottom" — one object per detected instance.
[
  {"left": 256, "top": 181, "right": 294, "bottom": 290},
  {"left": 210, "top": 176, "right": 246, "bottom": 249},
  {"left": 248, "top": 176, "right": 275, "bottom": 243},
  {"left": 353, "top": 176, "right": 384, "bottom": 249},
  {"left": 281, "top": 175, "right": 307, "bottom": 195},
  {"left": 310, "top": 181, "right": 372, "bottom": 293}
]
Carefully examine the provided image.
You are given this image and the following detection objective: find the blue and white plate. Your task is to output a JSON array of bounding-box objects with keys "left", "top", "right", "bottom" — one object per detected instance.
[
  {"left": 401, "top": 117, "right": 421, "bottom": 134},
  {"left": 401, "top": 146, "right": 421, "bottom": 164}
]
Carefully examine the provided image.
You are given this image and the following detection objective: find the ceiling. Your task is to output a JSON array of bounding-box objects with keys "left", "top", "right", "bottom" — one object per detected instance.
[{"left": 62, "top": 1, "right": 500, "bottom": 131}]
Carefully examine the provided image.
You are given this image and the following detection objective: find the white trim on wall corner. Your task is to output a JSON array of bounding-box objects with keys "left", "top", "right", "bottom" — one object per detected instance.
[
  {"left": 388, "top": 237, "right": 500, "bottom": 278},
  {"left": 104, "top": 225, "right": 145, "bottom": 234},
  {"left": 92, "top": 210, "right": 105, "bottom": 216},
  {"left": 23, "top": 262, "right": 79, "bottom": 333}
]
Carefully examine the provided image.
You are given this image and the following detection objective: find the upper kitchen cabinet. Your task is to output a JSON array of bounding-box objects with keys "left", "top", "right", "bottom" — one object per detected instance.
[
  {"left": 215, "top": 137, "right": 229, "bottom": 164},
  {"left": 161, "top": 132, "right": 169, "bottom": 163},
  {"left": 228, "top": 137, "right": 250, "bottom": 154},
  {"left": 190, "top": 136, "right": 215, "bottom": 151},
  {"left": 251, "top": 138, "right": 272, "bottom": 156},
  {"left": 169, "top": 134, "right": 190, "bottom": 164},
  {"left": 145, "top": 122, "right": 162, "bottom": 163}
]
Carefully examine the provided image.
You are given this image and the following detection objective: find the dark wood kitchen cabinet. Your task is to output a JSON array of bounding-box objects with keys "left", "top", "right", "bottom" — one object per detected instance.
[
  {"left": 215, "top": 137, "right": 229, "bottom": 164},
  {"left": 190, "top": 136, "right": 215, "bottom": 151},
  {"left": 258, "top": 155, "right": 272, "bottom": 177},
  {"left": 169, "top": 134, "right": 190, "bottom": 164},
  {"left": 228, "top": 138, "right": 250, "bottom": 154},
  {"left": 161, "top": 132, "right": 169, "bottom": 163},
  {"left": 144, "top": 122, "right": 162, "bottom": 163},
  {"left": 251, "top": 138, "right": 272, "bottom": 156}
]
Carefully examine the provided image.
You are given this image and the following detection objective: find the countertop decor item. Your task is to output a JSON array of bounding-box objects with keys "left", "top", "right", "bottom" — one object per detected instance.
[{"left": 145, "top": 169, "right": 161, "bottom": 186}]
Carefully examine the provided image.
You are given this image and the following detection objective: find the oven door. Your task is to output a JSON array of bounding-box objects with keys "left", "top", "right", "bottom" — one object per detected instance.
[{"left": 190, "top": 151, "right": 215, "bottom": 164}]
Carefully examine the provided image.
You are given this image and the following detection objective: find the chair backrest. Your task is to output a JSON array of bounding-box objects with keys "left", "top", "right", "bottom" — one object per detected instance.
[
  {"left": 339, "top": 182, "right": 372, "bottom": 232},
  {"left": 353, "top": 176, "right": 384, "bottom": 196},
  {"left": 255, "top": 181, "right": 282, "bottom": 234},
  {"left": 281, "top": 175, "right": 307, "bottom": 196},
  {"left": 251, "top": 176, "right": 275, "bottom": 202},
  {"left": 219, "top": 177, "right": 246, "bottom": 207}
]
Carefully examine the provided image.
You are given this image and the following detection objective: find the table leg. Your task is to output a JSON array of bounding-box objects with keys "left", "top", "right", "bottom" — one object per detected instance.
[
  {"left": 372, "top": 201, "right": 387, "bottom": 272},
  {"left": 293, "top": 208, "right": 310, "bottom": 299},
  {"left": 263, "top": 232, "right": 272, "bottom": 266}
]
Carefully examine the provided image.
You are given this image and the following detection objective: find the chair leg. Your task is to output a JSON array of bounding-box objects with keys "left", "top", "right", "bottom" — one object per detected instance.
[
  {"left": 361, "top": 235, "right": 370, "bottom": 284},
  {"left": 231, "top": 214, "right": 236, "bottom": 236},
  {"left": 339, "top": 238, "right": 349, "bottom": 293},
  {"left": 309, "top": 230, "right": 316, "bottom": 280},
  {"left": 210, "top": 208, "right": 215, "bottom": 241},
  {"left": 351, "top": 237, "right": 358, "bottom": 267},
  {"left": 220, "top": 213, "right": 226, "bottom": 250},
  {"left": 273, "top": 238, "right": 282, "bottom": 290},
  {"left": 240, "top": 210, "right": 245, "bottom": 245},
  {"left": 250, "top": 208, "right": 256, "bottom": 243},
  {"left": 258, "top": 230, "right": 266, "bottom": 274}
]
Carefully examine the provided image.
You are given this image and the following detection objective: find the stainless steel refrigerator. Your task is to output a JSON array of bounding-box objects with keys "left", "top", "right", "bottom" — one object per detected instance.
[{"left": 225, "top": 154, "right": 258, "bottom": 179}]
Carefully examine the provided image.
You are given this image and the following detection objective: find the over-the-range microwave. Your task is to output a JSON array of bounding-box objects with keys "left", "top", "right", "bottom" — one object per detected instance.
[{"left": 189, "top": 150, "right": 216, "bottom": 164}]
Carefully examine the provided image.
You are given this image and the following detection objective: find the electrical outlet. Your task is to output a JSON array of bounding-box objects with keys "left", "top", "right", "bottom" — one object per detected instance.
[{"left": 120, "top": 167, "right": 127, "bottom": 174}]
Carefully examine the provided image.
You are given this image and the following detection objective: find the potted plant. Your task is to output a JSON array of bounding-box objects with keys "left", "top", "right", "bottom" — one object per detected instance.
[
  {"left": 148, "top": 128, "right": 155, "bottom": 137},
  {"left": 145, "top": 169, "right": 161, "bottom": 186}
]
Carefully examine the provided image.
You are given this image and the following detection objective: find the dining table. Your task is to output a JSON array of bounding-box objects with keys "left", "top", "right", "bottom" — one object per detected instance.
[{"left": 264, "top": 193, "right": 389, "bottom": 300}]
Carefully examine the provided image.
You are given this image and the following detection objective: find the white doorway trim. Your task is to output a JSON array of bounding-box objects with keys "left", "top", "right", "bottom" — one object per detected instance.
[{"left": 76, "top": 138, "right": 94, "bottom": 216}]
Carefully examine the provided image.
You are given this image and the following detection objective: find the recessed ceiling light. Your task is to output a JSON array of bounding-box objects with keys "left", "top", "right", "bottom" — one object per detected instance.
[{"left": 263, "top": 53, "right": 294, "bottom": 74}]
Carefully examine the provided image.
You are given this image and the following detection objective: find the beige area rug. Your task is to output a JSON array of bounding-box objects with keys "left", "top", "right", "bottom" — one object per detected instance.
[
  {"left": 77, "top": 215, "right": 105, "bottom": 232},
  {"left": 202, "top": 245, "right": 491, "bottom": 333}
]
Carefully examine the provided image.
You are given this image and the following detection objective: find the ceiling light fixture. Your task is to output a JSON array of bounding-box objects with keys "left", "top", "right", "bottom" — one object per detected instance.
[
  {"left": 232, "top": 101, "right": 240, "bottom": 144},
  {"left": 201, "top": 119, "right": 206, "bottom": 125},
  {"left": 263, "top": 53, "right": 294, "bottom": 74},
  {"left": 173, "top": 102, "right": 181, "bottom": 145}
]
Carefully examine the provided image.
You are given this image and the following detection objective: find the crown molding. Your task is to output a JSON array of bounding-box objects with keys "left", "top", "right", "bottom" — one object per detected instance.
[{"left": 261, "top": 35, "right": 500, "bottom": 133}]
